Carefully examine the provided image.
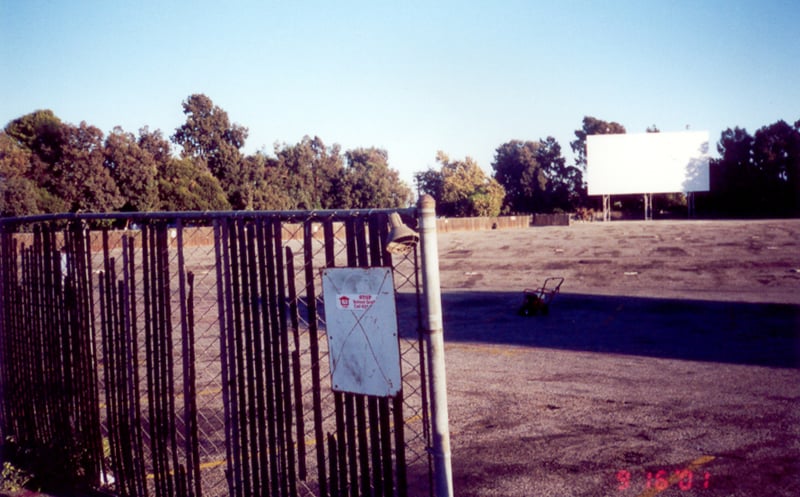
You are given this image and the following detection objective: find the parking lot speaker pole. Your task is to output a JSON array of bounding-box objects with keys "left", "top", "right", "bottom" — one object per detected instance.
[{"left": 419, "top": 195, "right": 454, "bottom": 497}]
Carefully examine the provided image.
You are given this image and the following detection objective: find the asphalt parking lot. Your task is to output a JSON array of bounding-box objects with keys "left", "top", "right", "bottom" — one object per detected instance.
[{"left": 432, "top": 220, "right": 800, "bottom": 497}]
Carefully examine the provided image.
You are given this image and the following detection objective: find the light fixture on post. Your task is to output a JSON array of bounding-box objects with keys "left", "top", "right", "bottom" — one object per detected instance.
[{"left": 385, "top": 212, "right": 419, "bottom": 254}]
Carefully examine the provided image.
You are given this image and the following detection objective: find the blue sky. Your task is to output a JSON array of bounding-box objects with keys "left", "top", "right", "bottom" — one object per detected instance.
[{"left": 2, "top": 0, "right": 798, "bottom": 184}]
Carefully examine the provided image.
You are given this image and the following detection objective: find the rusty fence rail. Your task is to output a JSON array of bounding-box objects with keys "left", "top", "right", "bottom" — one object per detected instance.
[{"left": 0, "top": 208, "right": 434, "bottom": 497}]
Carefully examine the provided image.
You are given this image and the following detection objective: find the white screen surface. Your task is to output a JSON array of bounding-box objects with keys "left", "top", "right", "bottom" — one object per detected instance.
[{"left": 587, "top": 131, "right": 710, "bottom": 195}]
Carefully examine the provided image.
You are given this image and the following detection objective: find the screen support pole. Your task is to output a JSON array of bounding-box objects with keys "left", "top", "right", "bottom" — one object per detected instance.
[{"left": 644, "top": 193, "right": 653, "bottom": 220}]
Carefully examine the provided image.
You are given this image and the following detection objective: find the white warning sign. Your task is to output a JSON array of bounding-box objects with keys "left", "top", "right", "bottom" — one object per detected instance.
[{"left": 321, "top": 267, "right": 401, "bottom": 397}]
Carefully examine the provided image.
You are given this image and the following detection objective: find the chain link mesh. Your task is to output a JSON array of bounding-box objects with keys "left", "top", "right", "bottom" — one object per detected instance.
[{"left": 0, "top": 210, "right": 431, "bottom": 497}]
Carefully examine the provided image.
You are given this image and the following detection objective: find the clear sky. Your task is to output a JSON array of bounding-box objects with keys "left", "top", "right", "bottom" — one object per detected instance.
[{"left": 2, "top": 0, "right": 798, "bottom": 184}]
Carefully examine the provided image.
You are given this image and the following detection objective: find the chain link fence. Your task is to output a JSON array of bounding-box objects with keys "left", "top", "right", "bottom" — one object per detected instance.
[{"left": 0, "top": 209, "right": 434, "bottom": 497}]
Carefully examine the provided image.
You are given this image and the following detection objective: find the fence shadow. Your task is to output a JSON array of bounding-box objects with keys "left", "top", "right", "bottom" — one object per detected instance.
[{"left": 398, "top": 291, "right": 800, "bottom": 369}]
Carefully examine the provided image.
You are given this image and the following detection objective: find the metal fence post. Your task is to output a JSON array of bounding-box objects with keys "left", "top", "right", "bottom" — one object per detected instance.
[{"left": 418, "top": 195, "right": 454, "bottom": 497}]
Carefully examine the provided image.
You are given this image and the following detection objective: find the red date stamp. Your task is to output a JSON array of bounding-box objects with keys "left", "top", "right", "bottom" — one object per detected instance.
[{"left": 616, "top": 469, "right": 711, "bottom": 491}]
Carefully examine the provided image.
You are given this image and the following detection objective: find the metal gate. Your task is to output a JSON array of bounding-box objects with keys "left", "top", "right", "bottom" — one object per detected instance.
[{"left": 0, "top": 206, "right": 445, "bottom": 497}]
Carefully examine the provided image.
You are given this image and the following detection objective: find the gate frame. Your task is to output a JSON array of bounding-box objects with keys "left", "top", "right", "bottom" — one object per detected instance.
[
  {"left": 0, "top": 198, "right": 453, "bottom": 497},
  {"left": 418, "top": 196, "right": 453, "bottom": 497}
]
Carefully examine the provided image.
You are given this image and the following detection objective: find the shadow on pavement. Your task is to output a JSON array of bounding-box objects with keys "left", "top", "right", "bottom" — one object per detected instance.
[{"left": 399, "top": 291, "right": 800, "bottom": 369}]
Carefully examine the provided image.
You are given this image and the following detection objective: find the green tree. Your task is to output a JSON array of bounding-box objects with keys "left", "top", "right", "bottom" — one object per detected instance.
[
  {"left": 708, "top": 121, "right": 800, "bottom": 217},
  {"left": 413, "top": 167, "right": 444, "bottom": 202},
  {"left": 537, "top": 137, "right": 581, "bottom": 211},
  {"left": 104, "top": 127, "right": 159, "bottom": 211},
  {"left": 421, "top": 151, "right": 505, "bottom": 217},
  {"left": 570, "top": 116, "right": 626, "bottom": 208},
  {"left": 492, "top": 138, "right": 578, "bottom": 213},
  {"left": 0, "top": 132, "right": 42, "bottom": 216},
  {"left": 753, "top": 120, "right": 800, "bottom": 213},
  {"left": 139, "top": 125, "right": 229, "bottom": 212},
  {"left": 225, "top": 157, "right": 260, "bottom": 210},
  {"left": 235, "top": 151, "right": 299, "bottom": 210},
  {"left": 710, "top": 127, "right": 755, "bottom": 215},
  {"left": 157, "top": 157, "right": 230, "bottom": 211},
  {"left": 4, "top": 110, "right": 63, "bottom": 163},
  {"left": 5, "top": 110, "right": 66, "bottom": 202},
  {"left": 338, "top": 147, "right": 412, "bottom": 208},
  {"left": 138, "top": 126, "right": 172, "bottom": 165},
  {"left": 55, "top": 122, "right": 122, "bottom": 212},
  {"left": 0, "top": 175, "right": 42, "bottom": 217},
  {"left": 491, "top": 140, "right": 547, "bottom": 213},
  {"left": 4, "top": 111, "right": 122, "bottom": 214},
  {"left": 272, "top": 136, "right": 343, "bottom": 209},
  {"left": 306, "top": 136, "right": 344, "bottom": 208},
  {"left": 171, "top": 94, "right": 250, "bottom": 208}
]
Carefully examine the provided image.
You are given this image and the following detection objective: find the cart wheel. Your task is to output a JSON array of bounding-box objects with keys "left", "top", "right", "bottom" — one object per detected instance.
[{"left": 519, "top": 301, "right": 541, "bottom": 316}]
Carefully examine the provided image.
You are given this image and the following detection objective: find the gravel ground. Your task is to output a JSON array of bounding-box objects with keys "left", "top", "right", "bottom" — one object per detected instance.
[
  {"left": 3, "top": 219, "right": 798, "bottom": 497},
  {"left": 435, "top": 219, "right": 800, "bottom": 497}
]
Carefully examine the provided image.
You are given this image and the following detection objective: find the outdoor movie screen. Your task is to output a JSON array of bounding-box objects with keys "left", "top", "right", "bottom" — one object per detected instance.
[{"left": 586, "top": 130, "right": 710, "bottom": 196}]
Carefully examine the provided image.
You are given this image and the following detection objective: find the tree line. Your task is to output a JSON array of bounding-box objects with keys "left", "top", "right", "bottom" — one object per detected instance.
[
  {"left": 1, "top": 94, "right": 798, "bottom": 219},
  {"left": 705, "top": 121, "right": 800, "bottom": 217},
  {"left": 0, "top": 94, "right": 412, "bottom": 217},
  {"left": 414, "top": 116, "right": 799, "bottom": 218}
]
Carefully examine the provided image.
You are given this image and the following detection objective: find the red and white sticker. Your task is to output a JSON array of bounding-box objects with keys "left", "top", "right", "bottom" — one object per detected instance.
[{"left": 336, "top": 294, "right": 377, "bottom": 311}]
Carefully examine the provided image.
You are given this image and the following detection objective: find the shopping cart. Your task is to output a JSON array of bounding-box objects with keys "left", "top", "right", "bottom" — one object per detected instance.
[{"left": 518, "top": 277, "right": 564, "bottom": 316}]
